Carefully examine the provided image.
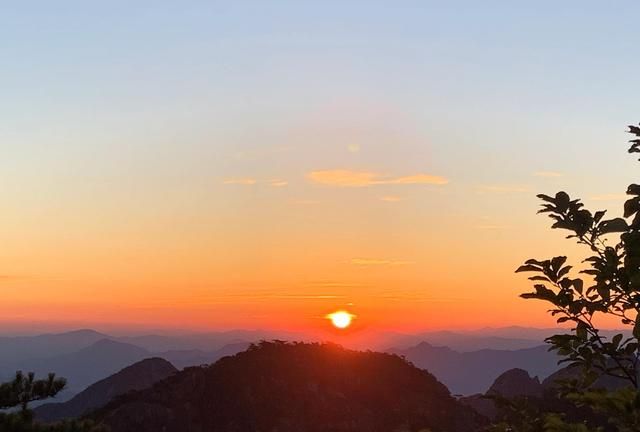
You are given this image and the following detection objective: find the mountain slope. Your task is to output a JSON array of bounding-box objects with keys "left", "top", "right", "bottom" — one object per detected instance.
[
  {"left": 34, "top": 357, "right": 177, "bottom": 422},
  {"left": 390, "top": 342, "right": 560, "bottom": 395},
  {"left": 18, "top": 339, "right": 152, "bottom": 397},
  {"left": 93, "top": 341, "right": 486, "bottom": 432}
]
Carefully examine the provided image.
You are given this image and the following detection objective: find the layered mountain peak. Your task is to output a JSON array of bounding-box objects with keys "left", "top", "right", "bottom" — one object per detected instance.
[{"left": 487, "top": 368, "right": 543, "bottom": 398}]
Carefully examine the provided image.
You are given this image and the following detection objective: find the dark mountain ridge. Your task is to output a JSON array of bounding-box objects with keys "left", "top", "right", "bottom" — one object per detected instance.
[{"left": 92, "top": 341, "right": 487, "bottom": 432}]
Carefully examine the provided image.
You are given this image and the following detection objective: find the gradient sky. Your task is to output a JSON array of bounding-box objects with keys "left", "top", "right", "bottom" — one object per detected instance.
[{"left": 2, "top": 1, "right": 640, "bottom": 335}]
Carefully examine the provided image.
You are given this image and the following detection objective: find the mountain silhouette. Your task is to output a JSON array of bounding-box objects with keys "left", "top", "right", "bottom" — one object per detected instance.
[
  {"left": 14, "top": 339, "right": 152, "bottom": 398},
  {"left": 487, "top": 368, "right": 543, "bottom": 398},
  {"left": 460, "top": 367, "right": 616, "bottom": 428},
  {"left": 0, "top": 335, "right": 251, "bottom": 406},
  {"left": 389, "top": 342, "right": 560, "bottom": 394},
  {"left": 460, "top": 368, "right": 544, "bottom": 421},
  {"left": 92, "top": 341, "right": 487, "bottom": 432},
  {"left": 409, "top": 331, "right": 542, "bottom": 351},
  {"left": 0, "top": 330, "right": 108, "bottom": 366},
  {"left": 34, "top": 357, "right": 177, "bottom": 422}
]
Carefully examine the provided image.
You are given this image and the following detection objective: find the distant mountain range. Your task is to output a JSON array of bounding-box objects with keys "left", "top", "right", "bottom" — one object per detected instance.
[
  {"left": 1, "top": 326, "right": 624, "bottom": 403},
  {"left": 389, "top": 341, "right": 561, "bottom": 395},
  {"left": 0, "top": 329, "right": 109, "bottom": 365},
  {"left": 9, "top": 339, "right": 152, "bottom": 399},
  {"left": 0, "top": 328, "right": 300, "bottom": 367},
  {"left": 0, "top": 335, "right": 251, "bottom": 403}
]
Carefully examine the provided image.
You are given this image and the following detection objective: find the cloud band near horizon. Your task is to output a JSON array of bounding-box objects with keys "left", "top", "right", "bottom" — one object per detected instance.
[{"left": 306, "top": 170, "right": 448, "bottom": 187}]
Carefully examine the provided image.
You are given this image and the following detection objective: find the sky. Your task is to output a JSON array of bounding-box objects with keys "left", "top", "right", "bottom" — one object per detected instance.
[{"left": 1, "top": 1, "right": 640, "bottom": 335}]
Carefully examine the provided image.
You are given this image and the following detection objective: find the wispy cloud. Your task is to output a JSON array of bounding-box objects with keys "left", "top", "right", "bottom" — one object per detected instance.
[
  {"left": 223, "top": 178, "right": 257, "bottom": 185},
  {"left": 534, "top": 171, "right": 564, "bottom": 178},
  {"left": 307, "top": 170, "right": 448, "bottom": 187},
  {"left": 477, "top": 185, "right": 529, "bottom": 194},
  {"left": 590, "top": 194, "right": 628, "bottom": 201},
  {"left": 380, "top": 196, "right": 404, "bottom": 202},
  {"left": 269, "top": 179, "right": 288, "bottom": 187},
  {"left": 350, "top": 258, "right": 414, "bottom": 266}
]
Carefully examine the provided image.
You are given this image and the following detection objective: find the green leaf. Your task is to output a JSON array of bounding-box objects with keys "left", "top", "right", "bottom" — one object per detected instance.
[
  {"left": 598, "top": 218, "right": 629, "bottom": 234},
  {"left": 524, "top": 258, "right": 547, "bottom": 266},
  {"left": 624, "top": 197, "right": 640, "bottom": 218},
  {"left": 537, "top": 194, "right": 555, "bottom": 203},
  {"left": 558, "top": 266, "right": 572, "bottom": 278},
  {"left": 551, "top": 256, "right": 568, "bottom": 271},
  {"left": 576, "top": 321, "right": 588, "bottom": 340},
  {"left": 593, "top": 210, "right": 607, "bottom": 223},
  {"left": 612, "top": 333, "right": 623, "bottom": 349},
  {"left": 573, "top": 279, "right": 584, "bottom": 294},
  {"left": 528, "top": 276, "right": 550, "bottom": 282},
  {"left": 515, "top": 264, "right": 541, "bottom": 273},
  {"left": 555, "top": 191, "right": 570, "bottom": 212},
  {"left": 627, "top": 184, "right": 640, "bottom": 196}
]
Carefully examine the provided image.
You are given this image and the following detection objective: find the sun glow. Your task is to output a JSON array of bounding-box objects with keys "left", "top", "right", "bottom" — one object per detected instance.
[{"left": 327, "top": 310, "right": 355, "bottom": 329}]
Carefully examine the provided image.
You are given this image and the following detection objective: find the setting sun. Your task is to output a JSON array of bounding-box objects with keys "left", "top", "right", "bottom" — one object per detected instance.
[{"left": 327, "top": 311, "right": 355, "bottom": 329}]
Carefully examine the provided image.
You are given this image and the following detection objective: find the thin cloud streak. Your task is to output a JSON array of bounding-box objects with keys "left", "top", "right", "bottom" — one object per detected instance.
[
  {"left": 307, "top": 169, "right": 448, "bottom": 187},
  {"left": 380, "top": 196, "right": 404, "bottom": 202},
  {"left": 223, "top": 178, "right": 257, "bottom": 185}
]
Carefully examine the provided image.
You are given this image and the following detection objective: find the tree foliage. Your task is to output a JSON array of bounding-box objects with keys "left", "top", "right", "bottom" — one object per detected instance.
[
  {"left": 0, "top": 371, "right": 106, "bottom": 432},
  {"left": 510, "top": 124, "right": 640, "bottom": 431},
  {"left": 0, "top": 371, "right": 66, "bottom": 411}
]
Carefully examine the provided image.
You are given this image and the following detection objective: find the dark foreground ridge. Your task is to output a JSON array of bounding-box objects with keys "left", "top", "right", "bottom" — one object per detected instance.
[{"left": 92, "top": 341, "right": 486, "bottom": 432}]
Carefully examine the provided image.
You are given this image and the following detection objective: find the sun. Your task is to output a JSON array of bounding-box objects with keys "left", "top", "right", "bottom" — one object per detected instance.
[{"left": 326, "top": 310, "right": 355, "bottom": 329}]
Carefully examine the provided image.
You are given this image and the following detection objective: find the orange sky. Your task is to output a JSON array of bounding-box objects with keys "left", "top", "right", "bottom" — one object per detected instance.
[
  {"left": 1, "top": 141, "right": 629, "bottom": 334},
  {"left": 2, "top": 3, "right": 639, "bottom": 335}
]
